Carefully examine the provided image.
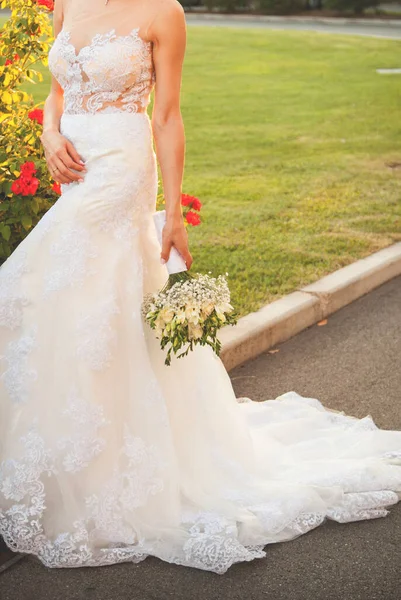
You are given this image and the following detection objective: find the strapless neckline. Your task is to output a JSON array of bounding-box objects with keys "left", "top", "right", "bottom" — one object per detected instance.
[
  {"left": 57, "top": 27, "right": 152, "bottom": 61},
  {"left": 49, "top": 25, "right": 155, "bottom": 115}
]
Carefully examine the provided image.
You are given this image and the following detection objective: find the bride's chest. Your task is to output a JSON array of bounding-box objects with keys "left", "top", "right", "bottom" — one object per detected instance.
[{"left": 49, "top": 29, "right": 153, "bottom": 89}]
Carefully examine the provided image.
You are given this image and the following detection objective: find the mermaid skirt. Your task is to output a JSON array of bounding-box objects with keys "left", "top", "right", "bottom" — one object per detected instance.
[{"left": 1, "top": 113, "right": 401, "bottom": 574}]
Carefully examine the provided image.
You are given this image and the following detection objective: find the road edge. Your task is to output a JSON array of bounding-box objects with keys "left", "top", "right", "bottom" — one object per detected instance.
[
  {"left": 220, "top": 243, "right": 401, "bottom": 370},
  {"left": 185, "top": 12, "right": 401, "bottom": 27}
]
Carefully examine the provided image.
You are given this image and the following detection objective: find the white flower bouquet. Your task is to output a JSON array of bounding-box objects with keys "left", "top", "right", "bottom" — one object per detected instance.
[{"left": 142, "top": 210, "right": 237, "bottom": 366}]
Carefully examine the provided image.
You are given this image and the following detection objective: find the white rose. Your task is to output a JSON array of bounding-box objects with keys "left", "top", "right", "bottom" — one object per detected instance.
[
  {"left": 216, "top": 302, "right": 233, "bottom": 314},
  {"left": 174, "top": 310, "right": 186, "bottom": 324},
  {"left": 186, "top": 305, "right": 200, "bottom": 325},
  {"left": 160, "top": 306, "right": 175, "bottom": 323},
  {"left": 201, "top": 302, "right": 215, "bottom": 317},
  {"left": 189, "top": 324, "right": 203, "bottom": 340},
  {"left": 154, "top": 316, "right": 165, "bottom": 338},
  {"left": 216, "top": 311, "right": 226, "bottom": 323}
]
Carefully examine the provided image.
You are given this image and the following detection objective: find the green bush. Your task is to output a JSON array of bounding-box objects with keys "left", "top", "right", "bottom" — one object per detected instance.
[
  {"left": 0, "top": 0, "right": 59, "bottom": 262},
  {"left": 203, "top": 0, "right": 249, "bottom": 11},
  {"left": 321, "top": 0, "right": 379, "bottom": 12},
  {"left": 196, "top": 0, "right": 307, "bottom": 14},
  {"left": 257, "top": 0, "right": 306, "bottom": 14}
]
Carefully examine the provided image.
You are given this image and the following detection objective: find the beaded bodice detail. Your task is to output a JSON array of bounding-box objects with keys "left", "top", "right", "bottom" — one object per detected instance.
[{"left": 49, "top": 28, "right": 155, "bottom": 115}]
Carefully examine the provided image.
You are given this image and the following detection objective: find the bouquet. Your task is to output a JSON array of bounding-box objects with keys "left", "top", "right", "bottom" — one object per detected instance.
[{"left": 142, "top": 203, "right": 237, "bottom": 366}]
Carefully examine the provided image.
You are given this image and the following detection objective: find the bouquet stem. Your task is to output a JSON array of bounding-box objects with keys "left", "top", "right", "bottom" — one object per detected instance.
[{"left": 161, "top": 270, "right": 194, "bottom": 293}]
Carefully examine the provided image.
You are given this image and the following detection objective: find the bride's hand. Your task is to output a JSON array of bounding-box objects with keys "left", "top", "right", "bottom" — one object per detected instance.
[
  {"left": 161, "top": 217, "right": 193, "bottom": 270},
  {"left": 40, "top": 129, "right": 87, "bottom": 184}
]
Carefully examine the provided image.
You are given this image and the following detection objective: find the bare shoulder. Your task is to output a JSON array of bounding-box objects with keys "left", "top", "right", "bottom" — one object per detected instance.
[
  {"left": 53, "top": 0, "right": 64, "bottom": 30},
  {"left": 153, "top": 0, "right": 185, "bottom": 19},
  {"left": 149, "top": 0, "right": 186, "bottom": 38}
]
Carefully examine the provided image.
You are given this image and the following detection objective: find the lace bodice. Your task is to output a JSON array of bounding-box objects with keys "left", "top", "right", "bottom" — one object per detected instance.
[{"left": 49, "top": 27, "right": 155, "bottom": 115}]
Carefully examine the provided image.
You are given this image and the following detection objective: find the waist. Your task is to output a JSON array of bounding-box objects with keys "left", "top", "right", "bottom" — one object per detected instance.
[
  {"left": 61, "top": 111, "right": 150, "bottom": 123},
  {"left": 60, "top": 111, "right": 152, "bottom": 151},
  {"left": 62, "top": 86, "right": 152, "bottom": 117}
]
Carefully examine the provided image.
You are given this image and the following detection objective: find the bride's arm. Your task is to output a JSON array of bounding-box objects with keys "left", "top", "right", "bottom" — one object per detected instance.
[
  {"left": 149, "top": 1, "right": 193, "bottom": 269},
  {"left": 41, "top": 0, "right": 86, "bottom": 184}
]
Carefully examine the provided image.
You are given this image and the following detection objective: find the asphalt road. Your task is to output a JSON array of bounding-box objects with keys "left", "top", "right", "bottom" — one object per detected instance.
[
  {"left": 186, "top": 14, "right": 401, "bottom": 40},
  {"left": 1, "top": 276, "right": 400, "bottom": 600}
]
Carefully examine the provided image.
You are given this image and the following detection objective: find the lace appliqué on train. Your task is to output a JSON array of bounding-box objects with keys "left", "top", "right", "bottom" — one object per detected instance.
[
  {"left": 44, "top": 224, "right": 98, "bottom": 296},
  {"left": 0, "top": 327, "right": 37, "bottom": 404},
  {"left": 0, "top": 426, "right": 54, "bottom": 554},
  {"left": 0, "top": 250, "right": 29, "bottom": 330},
  {"left": 76, "top": 295, "right": 120, "bottom": 371},
  {"left": 179, "top": 510, "right": 265, "bottom": 573},
  {"left": 57, "top": 387, "right": 110, "bottom": 472},
  {"left": 0, "top": 422, "right": 164, "bottom": 566}
]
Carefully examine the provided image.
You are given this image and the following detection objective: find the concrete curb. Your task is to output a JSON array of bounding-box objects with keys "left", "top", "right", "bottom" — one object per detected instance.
[
  {"left": 185, "top": 12, "right": 401, "bottom": 28},
  {"left": 220, "top": 243, "right": 401, "bottom": 371}
]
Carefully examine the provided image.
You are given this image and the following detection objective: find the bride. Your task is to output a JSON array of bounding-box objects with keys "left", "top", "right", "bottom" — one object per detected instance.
[{"left": 0, "top": 0, "right": 400, "bottom": 575}]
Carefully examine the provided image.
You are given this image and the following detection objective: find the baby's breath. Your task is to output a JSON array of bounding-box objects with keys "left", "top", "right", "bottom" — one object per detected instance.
[{"left": 142, "top": 273, "right": 237, "bottom": 366}]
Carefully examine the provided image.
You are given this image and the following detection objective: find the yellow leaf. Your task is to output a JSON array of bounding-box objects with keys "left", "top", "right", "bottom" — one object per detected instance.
[{"left": 1, "top": 91, "right": 13, "bottom": 105}]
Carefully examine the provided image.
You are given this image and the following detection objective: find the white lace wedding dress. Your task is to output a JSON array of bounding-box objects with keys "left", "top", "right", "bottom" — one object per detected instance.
[{"left": 1, "top": 15, "right": 401, "bottom": 575}]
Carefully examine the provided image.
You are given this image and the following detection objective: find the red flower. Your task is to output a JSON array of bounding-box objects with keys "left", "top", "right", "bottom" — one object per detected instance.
[
  {"left": 20, "top": 162, "right": 37, "bottom": 177},
  {"left": 181, "top": 193, "right": 200, "bottom": 208},
  {"left": 185, "top": 211, "right": 201, "bottom": 227},
  {"left": 36, "top": 0, "right": 54, "bottom": 10},
  {"left": 22, "top": 177, "right": 39, "bottom": 196},
  {"left": 191, "top": 197, "right": 202, "bottom": 211},
  {"left": 181, "top": 194, "right": 192, "bottom": 207},
  {"left": 52, "top": 182, "right": 62, "bottom": 195},
  {"left": 11, "top": 162, "right": 39, "bottom": 197},
  {"left": 5, "top": 54, "right": 20, "bottom": 66},
  {"left": 11, "top": 179, "right": 23, "bottom": 195},
  {"left": 11, "top": 177, "right": 38, "bottom": 197},
  {"left": 27, "top": 177, "right": 40, "bottom": 196},
  {"left": 28, "top": 108, "right": 44, "bottom": 126}
]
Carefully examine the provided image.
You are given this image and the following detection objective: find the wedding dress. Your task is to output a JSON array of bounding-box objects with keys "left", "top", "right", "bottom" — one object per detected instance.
[{"left": 1, "top": 10, "right": 401, "bottom": 575}]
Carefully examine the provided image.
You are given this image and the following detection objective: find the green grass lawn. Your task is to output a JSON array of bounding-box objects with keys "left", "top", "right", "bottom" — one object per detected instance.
[
  {"left": 4, "top": 19, "right": 401, "bottom": 315},
  {"left": 182, "top": 28, "right": 401, "bottom": 315}
]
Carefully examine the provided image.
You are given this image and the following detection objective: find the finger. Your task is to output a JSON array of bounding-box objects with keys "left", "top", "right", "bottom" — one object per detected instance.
[
  {"left": 55, "top": 149, "right": 84, "bottom": 181},
  {"left": 64, "top": 156, "right": 86, "bottom": 173},
  {"left": 50, "top": 165, "right": 69, "bottom": 184},
  {"left": 52, "top": 171, "right": 69, "bottom": 185},
  {"left": 185, "top": 252, "right": 193, "bottom": 270},
  {"left": 49, "top": 156, "right": 73, "bottom": 182},
  {"left": 174, "top": 241, "right": 193, "bottom": 269},
  {"left": 46, "top": 160, "right": 62, "bottom": 182},
  {"left": 65, "top": 141, "right": 86, "bottom": 171},
  {"left": 52, "top": 157, "right": 76, "bottom": 183},
  {"left": 50, "top": 157, "right": 73, "bottom": 183},
  {"left": 57, "top": 157, "right": 85, "bottom": 183},
  {"left": 160, "top": 237, "right": 173, "bottom": 263}
]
